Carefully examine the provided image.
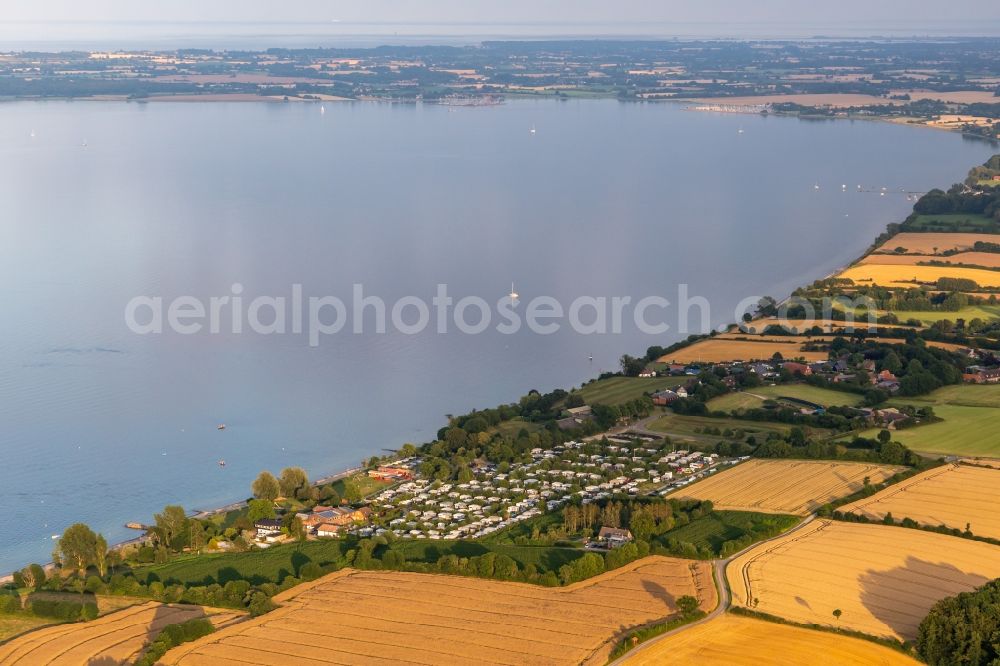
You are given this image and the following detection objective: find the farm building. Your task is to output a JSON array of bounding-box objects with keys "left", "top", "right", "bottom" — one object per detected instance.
[{"left": 598, "top": 526, "right": 634, "bottom": 548}]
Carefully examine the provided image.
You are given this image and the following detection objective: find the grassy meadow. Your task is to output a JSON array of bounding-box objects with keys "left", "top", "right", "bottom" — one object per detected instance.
[
  {"left": 854, "top": 384, "right": 1000, "bottom": 457},
  {"left": 573, "top": 376, "right": 686, "bottom": 406},
  {"left": 708, "top": 384, "right": 863, "bottom": 412}
]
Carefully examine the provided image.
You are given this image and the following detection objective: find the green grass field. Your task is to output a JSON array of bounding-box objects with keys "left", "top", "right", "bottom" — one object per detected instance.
[
  {"left": 708, "top": 384, "right": 863, "bottom": 412},
  {"left": 573, "top": 376, "right": 687, "bottom": 406},
  {"left": 134, "top": 540, "right": 351, "bottom": 586},
  {"left": 132, "top": 536, "right": 586, "bottom": 587},
  {"left": 857, "top": 403, "right": 1000, "bottom": 457},
  {"left": 0, "top": 612, "right": 60, "bottom": 643},
  {"left": 908, "top": 213, "right": 999, "bottom": 233},
  {"left": 850, "top": 385, "right": 1000, "bottom": 456},
  {"left": 648, "top": 413, "right": 810, "bottom": 441},
  {"left": 893, "top": 305, "right": 1000, "bottom": 325},
  {"left": 706, "top": 392, "right": 766, "bottom": 411},
  {"left": 908, "top": 383, "right": 1000, "bottom": 407},
  {"left": 654, "top": 511, "right": 800, "bottom": 555},
  {"left": 493, "top": 419, "right": 544, "bottom": 438}
]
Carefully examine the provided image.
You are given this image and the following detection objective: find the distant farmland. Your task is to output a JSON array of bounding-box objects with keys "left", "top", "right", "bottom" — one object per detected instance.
[
  {"left": 161, "top": 556, "right": 717, "bottom": 666},
  {"left": 660, "top": 339, "right": 827, "bottom": 363}
]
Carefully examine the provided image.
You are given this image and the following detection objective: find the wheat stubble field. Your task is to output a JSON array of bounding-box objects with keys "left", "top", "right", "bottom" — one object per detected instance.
[
  {"left": 727, "top": 520, "right": 1000, "bottom": 641},
  {"left": 671, "top": 460, "right": 904, "bottom": 516},
  {"left": 0, "top": 601, "right": 242, "bottom": 666},
  {"left": 841, "top": 463, "right": 1000, "bottom": 540},
  {"left": 621, "top": 613, "right": 920, "bottom": 666},
  {"left": 161, "top": 556, "right": 715, "bottom": 666}
]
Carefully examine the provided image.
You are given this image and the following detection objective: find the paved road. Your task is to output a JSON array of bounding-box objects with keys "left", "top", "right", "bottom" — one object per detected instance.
[{"left": 608, "top": 514, "right": 817, "bottom": 665}]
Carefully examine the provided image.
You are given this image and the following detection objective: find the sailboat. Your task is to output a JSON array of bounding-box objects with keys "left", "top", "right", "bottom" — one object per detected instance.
[
  {"left": 509, "top": 282, "right": 519, "bottom": 302},
  {"left": 320, "top": 105, "right": 326, "bottom": 114},
  {"left": 529, "top": 125, "right": 536, "bottom": 134}
]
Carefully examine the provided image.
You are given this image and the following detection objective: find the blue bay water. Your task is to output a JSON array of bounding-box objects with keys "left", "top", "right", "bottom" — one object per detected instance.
[{"left": 0, "top": 98, "right": 994, "bottom": 571}]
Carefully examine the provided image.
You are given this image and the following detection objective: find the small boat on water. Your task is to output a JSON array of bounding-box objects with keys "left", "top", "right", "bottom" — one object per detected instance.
[
  {"left": 217, "top": 424, "right": 226, "bottom": 430},
  {"left": 218, "top": 459, "right": 226, "bottom": 467}
]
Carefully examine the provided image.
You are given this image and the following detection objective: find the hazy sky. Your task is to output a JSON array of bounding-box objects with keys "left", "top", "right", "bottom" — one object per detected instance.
[
  {"left": 1, "top": 0, "right": 997, "bottom": 49},
  {"left": 4, "top": 0, "right": 999, "bottom": 27}
]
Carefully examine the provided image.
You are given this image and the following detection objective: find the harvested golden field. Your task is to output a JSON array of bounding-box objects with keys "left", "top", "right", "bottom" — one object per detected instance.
[
  {"left": 899, "top": 90, "right": 1000, "bottom": 104},
  {"left": 621, "top": 613, "right": 920, "bottom": 666},
  {"left": 727, "top": 520, "right": 1000, "bottom": 641},
  {"left": 672, "top": 460, "right": 903, "bottom": 516},
  {"left": 161, "top": 557, "right": 716, "bottom": 666},
  {"left": 837, "top": 263, "right": 1000, "bottom": 289},
  {"left": 0, "top": 601, "right": 242, "bottom": 666},
  {"left": 860, "top": 252, "right": 1000, "bottom": 269},
  {"left": 660, "top": 339, "right": 827, "bottom": 364},
  {"left": 840, "top": 464, "right": 1000, "bottom": 540},
  {"left": 873, "top": 232, "right": 1000, "bottom": 255}
]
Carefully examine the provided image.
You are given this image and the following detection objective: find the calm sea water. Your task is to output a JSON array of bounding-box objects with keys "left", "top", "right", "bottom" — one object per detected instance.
[{"left": 0, "top": 99, "right": 993, "bottom": 571}]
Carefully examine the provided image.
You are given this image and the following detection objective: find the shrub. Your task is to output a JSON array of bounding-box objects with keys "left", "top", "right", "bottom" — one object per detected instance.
[{"left": 135, "top": 617, "right": 214, "bottom": 666}]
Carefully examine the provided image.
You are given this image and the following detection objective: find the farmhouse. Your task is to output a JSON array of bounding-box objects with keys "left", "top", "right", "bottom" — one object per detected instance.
[
  {"left": 963, "top": 366, "right": 1000, "bottom": 384},
  {"left": 254, "top": 519, "right": 282, "bottom": 539},
  {"left": 781, "top": 361, "right": 812, "bottom": 376},
  {"left": 652, "top": 390, "right": 679, "bottom": 406},
  {"left": 315, "top": 523, "right": 341, "bottom": 538},
  {"left": 597, "top": 526, "right": 634, "bottom": 548}
]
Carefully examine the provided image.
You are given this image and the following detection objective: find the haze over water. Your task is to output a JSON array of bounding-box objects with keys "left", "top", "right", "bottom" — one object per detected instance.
[{"left": 0, "top": 98, "right": 994, "bottom": 571}]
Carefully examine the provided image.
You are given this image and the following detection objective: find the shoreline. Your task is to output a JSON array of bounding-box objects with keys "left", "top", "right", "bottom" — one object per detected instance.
[{"left": 1, "top": 463, "right": 366, "bottom": 579}]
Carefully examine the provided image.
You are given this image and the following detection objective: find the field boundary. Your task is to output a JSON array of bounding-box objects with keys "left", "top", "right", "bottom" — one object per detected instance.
[{"left": 607, "top": 514, "right": 815, "bottom": 665}]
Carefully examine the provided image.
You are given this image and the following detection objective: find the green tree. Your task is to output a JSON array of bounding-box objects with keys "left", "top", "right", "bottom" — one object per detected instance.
[
  {"left": 154, "top": 505, "right": 189, "bottom": 551},
  {"left": 93, "top": 534, "right": 108, "bottom": 578},
  {"left": 189, "top": 520, "right": 207, "bottom": 552},
  {"left": 18, "top": 563, "right": 46, "bottom": 590},
  {"left": 247, "top": 591, "right": 275, "bottom": 617},
  {"left": 918, "top": 578, "right": 1000, "bottom": 664},
  {"left": 246, "top": 499, "right": 276, "bottom": 522},
  {"left": 677, "top": 595, "right": 700, "bottom": 617},
  {"left": 251, "top": 471, "right": 280, "bottom": 501},
  {"left": 279, "top": 467, "right": 309, "bottom": 499},
  {"left": 342, "top": 479, "right": 363, "bottom": 504},
  {"left": 59, "top": 523, "right": 99, "bottom": 574},
  {"left": 881, "top": 351, "right": 902, "bottom": 374},
  {"left": 289, "top": 516, "right": 307, "bottom": 542}
]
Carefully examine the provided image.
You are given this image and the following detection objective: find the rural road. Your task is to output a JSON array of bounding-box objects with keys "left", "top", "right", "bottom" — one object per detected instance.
[{"left": 607, "top": 513, "right": 817, "bottom": 665}]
